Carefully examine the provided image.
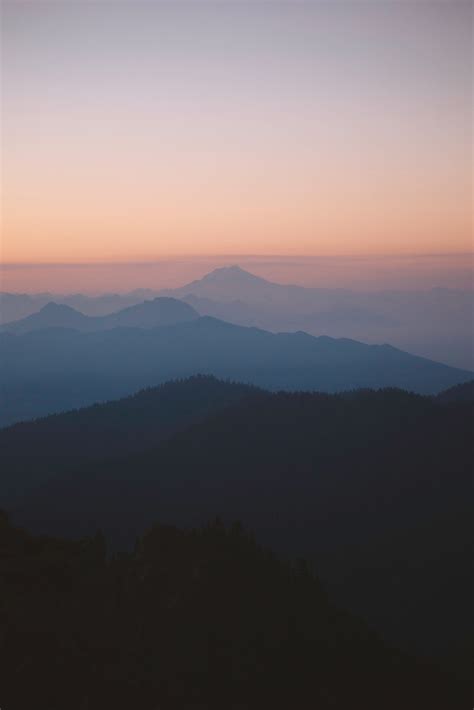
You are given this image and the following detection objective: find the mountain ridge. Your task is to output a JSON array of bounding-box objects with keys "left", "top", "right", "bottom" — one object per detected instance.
[
  {"left": 0, "top": 297, "right": 198, "bottom": 334},
  {"left": 1, "top": 315, "right": 471, "bottom": 426},
  {"left": 2, "top": 265, "right": 472, "bottom": 368},
  {"left": 6, "top": 378, "right": 471, "bottom": 668}
]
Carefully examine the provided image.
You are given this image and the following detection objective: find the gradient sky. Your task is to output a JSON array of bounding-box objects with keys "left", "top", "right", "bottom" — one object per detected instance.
[{"left": 1, "top": 0, "right": 472, "bottom": 268}]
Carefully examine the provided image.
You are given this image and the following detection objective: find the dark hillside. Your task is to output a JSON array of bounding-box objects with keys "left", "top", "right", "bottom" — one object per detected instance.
[
  {"left": 436, "top": 378, "right": 474, "bottom": 402},
  {"left": 0, "top": 376, "right": 261, "bottom": 504},
  {"left": 8, "top": 386, "right": 472, "bottom": 669},
  {"left": 0, "top": 514, "right": 463, "bottom": 710}
]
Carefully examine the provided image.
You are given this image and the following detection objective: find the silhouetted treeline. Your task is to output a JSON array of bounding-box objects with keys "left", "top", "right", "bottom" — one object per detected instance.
[{"left": 0, "top": 513, "right": 464, "bottom": 710}]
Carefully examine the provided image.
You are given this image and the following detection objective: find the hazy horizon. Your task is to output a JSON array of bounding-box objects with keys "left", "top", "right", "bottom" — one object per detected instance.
[{"left": 1, "top": 252, "right": 472, "bottom": 294}]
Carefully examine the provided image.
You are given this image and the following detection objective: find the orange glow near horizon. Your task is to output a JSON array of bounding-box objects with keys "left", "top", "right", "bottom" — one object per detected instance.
[
  {"left": 1, "top": 1, "right": 472, "bottom": 267},
  {"left": 1, "top": 254, "right": 473, "bottom": 295}
]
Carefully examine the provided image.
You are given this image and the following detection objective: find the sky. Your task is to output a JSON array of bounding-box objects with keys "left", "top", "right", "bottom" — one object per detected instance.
[{"left": 1, "top": 0, "right": 472, "bottom": 291}]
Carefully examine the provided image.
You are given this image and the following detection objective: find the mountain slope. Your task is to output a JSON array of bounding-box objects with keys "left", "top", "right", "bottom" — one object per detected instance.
[
  {"left": 0, "top": 290, "right": 160, "bottom": 322},
  {"left": 436, "top": 378, "right": 474, "bottom": 402},
  {"left": 3, "top": 266, "right": 472, "bottom": 368},
  {"left": 1, "top": 316, "right": 471, "bottom": 425},
  {"left": 159, "top": 266, "right": 474, "bottom": 370},
  {"left": 1, "top": 514, "right": 461, "bottom": 710},
  {"left": 9, "top": 385, "right": 472, "bottom": 666},
  {"left": 160, "top": 264, "right": 311, "bottom": 303},
  {"left": 0, "top": 292, "right": 55, "bottom": 323},
  {"left": 0, "top": 297, "right": 198, "bottom": 334},
  {"left": 1, "top": 302, "right": 91, "bottom": 333},
  {"left": 0, "top": 376, "right": 260, "bottom": 503}
]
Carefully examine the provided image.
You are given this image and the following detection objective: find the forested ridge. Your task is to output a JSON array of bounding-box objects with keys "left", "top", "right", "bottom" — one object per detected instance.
[{"left": 1, "top": 377, "right": 472, "bottom": 707}]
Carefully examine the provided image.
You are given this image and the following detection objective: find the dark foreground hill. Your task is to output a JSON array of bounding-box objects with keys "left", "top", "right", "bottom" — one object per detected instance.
[
  {"left": 0, "top": 376, "right": 260, "bottom": 503},
  {"left": 436, "top": 378, "right": 474, "bottom": 402},
  {"left": 5, "top": 379, "right": 472, "bottom": 674},
  {"left": 1, "top": 316, "right": 471, "bottom": 425},
  {"left": 0, "top": 297, "right": 198, "bottom": 334},
  {"left": 0, "top": 513, "right": 463, "bottom": 710}
]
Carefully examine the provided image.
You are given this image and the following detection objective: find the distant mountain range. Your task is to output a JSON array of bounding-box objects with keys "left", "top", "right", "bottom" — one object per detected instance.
[
  {"left": 0, "top": 289, "right": 160, "bottom": 321},
  {"left": 1, "top": 313, "right": 472, "bottom": 426},
  {"left": 0, "top": 297, "right": 197, "bottom": 334},
  {"left": 2, "top": 265, "right": 472, "bottom": 368},
  {"left": 4, "top": 376, "right": 471, "bottom": 670},
  {"left": 161, "top": 266, "right": 474, "bottom": 369}
]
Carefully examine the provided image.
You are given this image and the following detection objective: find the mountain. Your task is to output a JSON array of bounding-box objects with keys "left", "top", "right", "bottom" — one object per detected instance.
[
  {"left": 0, "top": 292, "right": 56, "bottom": 323},
  {"left": 162, "top": 265, "right": 284, "bottom": 302},
  {"left": 1, "top": 514, "right": 461, "bottom": 710},
  {"left": 0, "top": 316, "right": 472, "bottom": 426},
  {"left": 436, "top": 379, "right": 474, "bottom": 403},
  {"left": 159, "top": 266, "right": 474, "bottom": 370},
  {"left": 3, "top": 266, "right": 472, "bottom": 367},
  {"left": 0, "top": 376, "right": 260, "bottom": 504},
  {"left": 1, "top": 302, "right": 92, "bottom": 333},
  {"left": 5, "top": 380, "right": 471, "bottom": 671},
  {"left": 93, "top": 297, "right": 197, "bottom": 329},
  {"left": 0, "top": 297, "right": 198, "bottom": 334},
  {"left": 0, "top": 290, "right": 158, "bottom": 322}
]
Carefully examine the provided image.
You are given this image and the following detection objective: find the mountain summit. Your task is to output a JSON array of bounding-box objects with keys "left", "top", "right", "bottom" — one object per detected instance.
[
  {"left": 1, "top": 302, "right": 92, "bottom": 333},
  {"left": 1, "top": 297, "right": 198, "bottom": 335},
  {"left": 164, "top": 265, "right": 281, "bottom": 302},
  {"left": 199, "top": 265, "right": 269, "bottom": 284}
]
